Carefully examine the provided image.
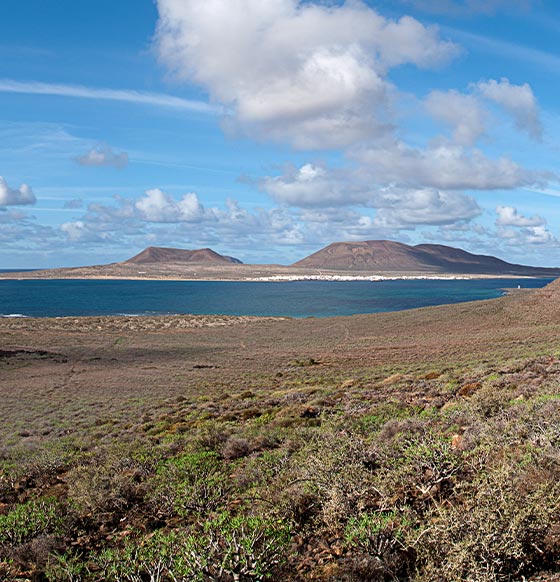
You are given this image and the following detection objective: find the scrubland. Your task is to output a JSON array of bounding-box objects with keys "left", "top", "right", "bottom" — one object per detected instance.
[{"left": 1, "top": 282, "right": 560, "bottom": 581}]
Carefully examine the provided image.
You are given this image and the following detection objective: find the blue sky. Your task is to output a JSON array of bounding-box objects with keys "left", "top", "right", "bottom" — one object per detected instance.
[{"left": 1, "top": 0, "right": 559, "bottom": 268}]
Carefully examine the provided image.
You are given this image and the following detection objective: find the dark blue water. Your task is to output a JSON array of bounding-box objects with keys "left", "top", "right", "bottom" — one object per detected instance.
[{"left": 0, "top": 278, "right": 553, "bottom": 318}]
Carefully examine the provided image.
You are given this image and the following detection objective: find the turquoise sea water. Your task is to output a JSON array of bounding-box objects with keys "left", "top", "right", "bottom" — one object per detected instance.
[{"left": 0, "top": 278, "right": 554, "bottom": 318}]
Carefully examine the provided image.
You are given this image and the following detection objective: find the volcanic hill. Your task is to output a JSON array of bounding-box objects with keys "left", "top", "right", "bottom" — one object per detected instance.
[
  {"left": 125, "top": 246, "right": 242, "bottom": 265},
  {"left": 293, "top": 240, "right": 560, "bottom": 276}
]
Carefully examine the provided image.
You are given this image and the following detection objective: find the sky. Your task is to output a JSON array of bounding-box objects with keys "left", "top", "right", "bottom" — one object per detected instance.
[{"left": 1, "top": 0, "right": 560, "bottom": 268}]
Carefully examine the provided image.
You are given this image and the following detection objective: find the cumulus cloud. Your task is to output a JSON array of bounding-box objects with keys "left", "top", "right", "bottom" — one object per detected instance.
[
  {"left": 0, "top": 176, "right": 36, "bottom": 206},
  {"left": 260, "top": 163, "right": 481, "bottom": 228},
  {"left": 75, "top": 146, "right": 129, "bottom": 169},
  {"left": 494, "top": 205, "right": 555, "bottom": 248},
  {"left": 134, "top": 189, "right": 210, "bottom": 223},
  {"left": 260, "top": 164, "right": 368, "bottom": 207},
  {"left": 60, "top": 189, "right": 306, "bottom": 249},
  {"left": 476, "top": 78, "right": 542, "bottom": 140},
  {"left": 498, "top": 224, "right": 557, "bottom": 246},
  {"left": 524, "top": 225, "right": 556, "bottom": 244},
  {"left": 425, "top": 90, "right": 487, "bottom": 145},
  {"left": 495, "top": 205, "right": 545, "bottom": 227},
  {"left": 155, "top": 0, "right": 458, "bottom": 149},
  {"left": 354, "top": 142, "right": 538, "bottom": 190},
  {"left": 373, "top": 188, "right": 481, "bottom": 227},
  {"left": 426, "top": 78, "right": 542, "bottom": 143},
  {"left": 151, "top": 0, "right": 550, "bottom": 246},
  {"left": 60, "top": 220, "right": 108, "bottom": 243},
  {"left": 58, "top": 188, "right": 403, "bottom": 254}
]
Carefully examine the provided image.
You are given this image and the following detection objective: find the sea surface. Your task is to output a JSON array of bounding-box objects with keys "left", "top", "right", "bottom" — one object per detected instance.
[{"left": 0, "top": 277, "right": 554, "bottom": 318}]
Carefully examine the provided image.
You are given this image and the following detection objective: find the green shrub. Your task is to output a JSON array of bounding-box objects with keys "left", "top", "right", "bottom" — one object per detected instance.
[
  {"left": 92, "top": 513, "right": 291, "bottom": 581},
  {"left": 189, "top": 511, "right": 292, "bottom": 581},
  {"left": 149, "top": 450, "right": 229, "bottom": 518},
  {"left": 45, "top": 553, "right": 89, "bottom": 582},
  {"left": 344, "top": 511, "right": 410, "bottom": 549},
  {"left": 288, "top": 428, "right": 376, "bottom": 531},
  {"left": 0, "top": 497, "right": 63, "bottom": 547},
  {"left": 341, "top": 511, "right": 416, "bottom": 581},
  {"left": 93, "top": 530, "right": 196, "bottom": 581}
]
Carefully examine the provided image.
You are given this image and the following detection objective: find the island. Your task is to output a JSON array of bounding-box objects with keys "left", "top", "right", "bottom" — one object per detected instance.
[{"left": 2, "top": 240, "right": 559, "bottom": 281}]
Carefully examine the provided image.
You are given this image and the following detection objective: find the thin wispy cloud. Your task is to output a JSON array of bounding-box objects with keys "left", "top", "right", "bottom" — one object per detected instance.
[
  {"left": 0, "top": 79, "right": 219, "bottom": 114},
  {"left": 133, "top": 156, "right": 238, "bottom": 175},
  {"left": 446, "top": 28, "right": 560, "bottom": 72},
  {"left": 525, "top": 186, "right": 560, "bottom": 198}
]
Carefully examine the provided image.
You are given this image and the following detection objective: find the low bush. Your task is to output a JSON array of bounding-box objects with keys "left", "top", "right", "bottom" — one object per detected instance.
[
  {"left": 88, "top": 512, "right": 291, "bottom": 581},
  {"left": 0, "top": 497, "right": 63, "bottom": 548},
  {"left": 148, "top": 450, "right": 230, "bottom": 519}
]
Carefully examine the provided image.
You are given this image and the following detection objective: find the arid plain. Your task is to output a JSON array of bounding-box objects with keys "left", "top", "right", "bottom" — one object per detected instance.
[{"left": 1, "top": 280, "right": 560, "bottom": 580}]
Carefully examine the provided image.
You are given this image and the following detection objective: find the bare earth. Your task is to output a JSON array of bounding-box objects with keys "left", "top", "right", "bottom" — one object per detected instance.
[{"left": 1, "top": 282, "right": 558, "bottom": 448}]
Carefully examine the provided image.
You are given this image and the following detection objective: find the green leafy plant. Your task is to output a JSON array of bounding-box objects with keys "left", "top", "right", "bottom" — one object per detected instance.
[
  {"left": 0, "top": 497, "right": 63, "bottom": 547},
  {"left": 188, "top": 512, "right": 292, "bottom": 581},
  {"left": 149, "top": 450, "right": 229, "bottom": 517}
]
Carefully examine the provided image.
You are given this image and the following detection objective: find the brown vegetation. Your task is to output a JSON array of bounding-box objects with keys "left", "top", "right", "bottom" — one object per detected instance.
[{"left": 0, "top": 279, "right": 560, "bottom": 580}]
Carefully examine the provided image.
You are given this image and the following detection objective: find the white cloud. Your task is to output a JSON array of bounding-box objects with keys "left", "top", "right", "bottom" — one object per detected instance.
[
  {"left": 425, "top": 79, "right": 542, "bottom": 144},
  {"left": 524, "top": 225, "right": 556, "bottom": 244},
  {"left": 0, "top": 79, "right": 217, "bottom": 114},
  {"left": 75, "top": 146, "right": 129, "bottom": 169},
  {"left": 373, "top": 188, "right": 482, "bottom": 227},
  {"left": 495, "top": 205, "right": 545, "bottom": 227},
  {"left": 0, "top": 176, "right": 36, "bottom": 206},
  {"left": 134, "top": 189, "right": 210, "bottom": 223},
  {"left": 494, "top": 205, "right": 556, "bottom": 249},
  {"left": 354, "top": 142, "right": 539, "bottom": 190},
  {"left": 497, "top": 224, "right": 557, "bottom": 246},
  {"left": 260, "top": 163, "right": 367, "bottom": 207},
  {"left": 425, "top": 90, "right": 487, "bottom": 145},
  {"left": 60, "top": 220, "right": 107, "bottom": 243},
  {"left": 260, "top": 163, "right": 481, "bottom": 228},
  {"left": 59, "top": 191, "right": 309, "bottom": 253},
  {"left": 155, "top": 0, "right": 458, "bottom": 149},
  {"left": 476, "top": 78, "right": 542, "bottom": 140}
]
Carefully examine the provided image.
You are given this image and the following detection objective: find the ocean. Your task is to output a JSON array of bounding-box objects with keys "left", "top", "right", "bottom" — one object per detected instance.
[{"left": 0, "top": 277, "right": 554, "bottom": 318}]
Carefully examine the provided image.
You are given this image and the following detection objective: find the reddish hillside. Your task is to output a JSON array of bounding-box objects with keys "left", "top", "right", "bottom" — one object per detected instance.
[
  {"left": 124, "top": 247, "right": 242, "bottom": 265},
  {"left": 292, "top": 241, "right": 433, "bottom": 271},
  {"left": 293, "top": 240, "right": 560, "bottom": 275}
]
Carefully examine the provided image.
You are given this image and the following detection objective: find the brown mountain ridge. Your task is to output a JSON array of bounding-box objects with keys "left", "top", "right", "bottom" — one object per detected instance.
[
  {"left": 125, "top": 246, "right": 243, "bottom": 265},
  {"left": 292, "top": 240, "right": 560, "bottom": 276}
]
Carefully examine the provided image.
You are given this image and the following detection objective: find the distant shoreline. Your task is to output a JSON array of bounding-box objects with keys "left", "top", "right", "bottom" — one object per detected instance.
[{"left": 0, "top": 270, "right": 551, "bottom": 283}]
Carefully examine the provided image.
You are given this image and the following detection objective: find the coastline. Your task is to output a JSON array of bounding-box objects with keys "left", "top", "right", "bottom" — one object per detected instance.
[{"left": 0, "top": 270, "right": 547, "bottom": 283}]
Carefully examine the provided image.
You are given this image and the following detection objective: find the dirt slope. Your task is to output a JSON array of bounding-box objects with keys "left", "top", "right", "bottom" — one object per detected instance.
[
  {"left": 125, "top": 246, "right": 242, "bottom": 265},
  {"left": 294, "top": 240, "right": 560, "bottom": 275}
]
